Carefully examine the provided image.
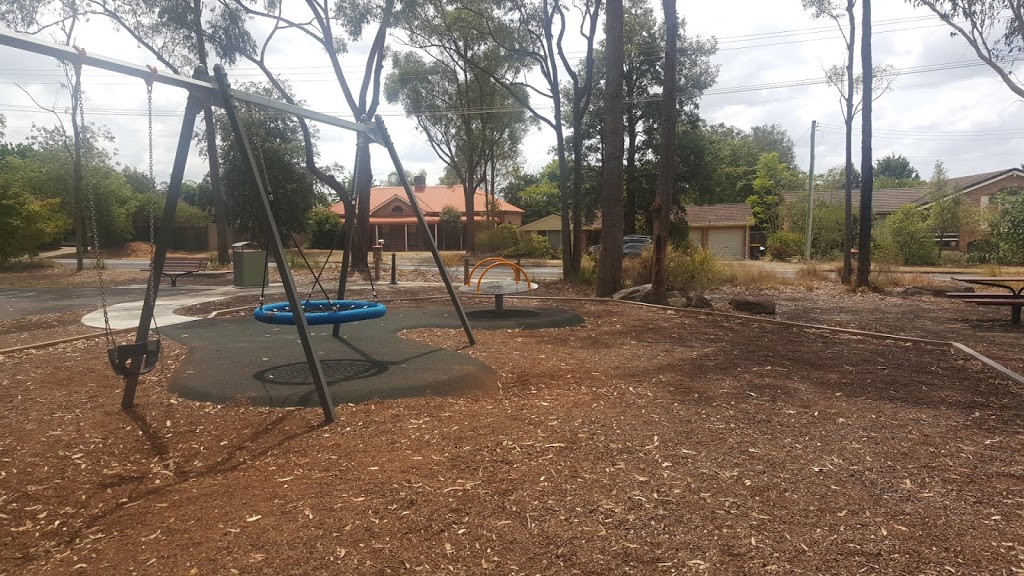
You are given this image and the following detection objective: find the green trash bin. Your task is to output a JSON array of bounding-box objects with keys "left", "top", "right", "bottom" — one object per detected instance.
[{"left": 232, "top": 241, "right": 268, "bottom": 287}]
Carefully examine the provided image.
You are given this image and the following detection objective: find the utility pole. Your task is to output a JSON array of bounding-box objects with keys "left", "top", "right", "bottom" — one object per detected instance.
[{"left": 804, "top": 120, "right": 816, "bottom": 261}]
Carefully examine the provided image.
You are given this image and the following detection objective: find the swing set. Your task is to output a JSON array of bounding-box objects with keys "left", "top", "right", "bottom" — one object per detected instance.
[{"left": 0, "top": 29, "right": 475, "bottom": 424}]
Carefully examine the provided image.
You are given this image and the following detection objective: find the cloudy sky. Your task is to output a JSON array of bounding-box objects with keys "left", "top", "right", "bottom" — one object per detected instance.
[{"left": 0, "top": 1, "right": 1021, "bottom": 191}]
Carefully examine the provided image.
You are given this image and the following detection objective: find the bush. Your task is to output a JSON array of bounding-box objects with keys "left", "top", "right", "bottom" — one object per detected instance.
[
  {"left": 766, "top": 230, "right": 804, "bottom": 260},
  {"left": 475, "top": 224, "right": 519, "bottom": 255},
  {"left": 619, "top": 245, "right": 723, "bottom": 292},
  {"left": 307, "top": 208, "right": 344, "bottom": 250},
  {"left": 874, "top": 205, "right": 939, "bottom": 265},
  {"left": 503, "top": 234, "right": 555, "bottom": 259}
]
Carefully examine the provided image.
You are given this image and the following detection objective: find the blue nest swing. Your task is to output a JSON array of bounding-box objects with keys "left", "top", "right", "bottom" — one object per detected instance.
[{"left": 253, "top": 299, "right": 386, "bottom": 326}]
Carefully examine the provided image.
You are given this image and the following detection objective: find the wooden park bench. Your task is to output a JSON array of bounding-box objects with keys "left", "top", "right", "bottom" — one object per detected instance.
[
  {"left": 949, "top": 276, "right": 1024, "bottom": 325},
  {"left": 143, "top": 257, "right": 208, "bottom": 287}
]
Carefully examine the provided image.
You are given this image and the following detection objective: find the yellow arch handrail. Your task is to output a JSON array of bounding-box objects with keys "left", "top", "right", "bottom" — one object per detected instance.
[
  {"left": 477, "top": 261, "right": 532, "bottom": 294},
  {"left": 467, "top": 256, "right": 520, "bottom": 285}
]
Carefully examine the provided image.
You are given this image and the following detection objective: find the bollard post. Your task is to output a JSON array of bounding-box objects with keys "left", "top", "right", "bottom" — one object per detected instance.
[
  {"left": 464, "top": 257, "right": 470, "bottom": 285},
  {"left": 390, "top": 252, "right": 398, "bottom": 285}
]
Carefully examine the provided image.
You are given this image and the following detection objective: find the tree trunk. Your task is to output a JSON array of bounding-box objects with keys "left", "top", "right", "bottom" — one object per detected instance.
[
  {"left": 202, "top": 108, "right": 230, "bottom": 264},
  {"left": 193, "top": 0, "right": 229, "bottom": 265},
  {"left": 464, "top": 185, "right": 476, "bottom": 253},
  {"left": 556, "top": 131, "right": 573, "bottom": 280},
  {"left": 624, "top": 119, "right": 638, "bottom": 236},
  {"left": 841, "top": 0, "right": 856, "bottom": 285},
  {"left": 856, "top": 0, "right": 873, "bottom": 288},
  {"left": 595, "top": 0, "right": 625, "bottom": 297},
  {"left": 571, "top": 121, "right": 585, "bottom": 274},
  {"left": 649, "top": 0, "right": 677, "bottom": 305},
  {"left": 354, "top": 140, "right": 372, "bottom": 269}
]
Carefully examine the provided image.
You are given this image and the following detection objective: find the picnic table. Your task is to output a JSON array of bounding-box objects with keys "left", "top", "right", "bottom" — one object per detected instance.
[{"left": 950, "top": 276, "right": 1024, "bottom": 325}]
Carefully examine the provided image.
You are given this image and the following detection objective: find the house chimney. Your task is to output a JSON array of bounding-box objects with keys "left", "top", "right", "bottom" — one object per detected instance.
[{"left": 413, "top": 174, "right": 426, "bottom": 193}]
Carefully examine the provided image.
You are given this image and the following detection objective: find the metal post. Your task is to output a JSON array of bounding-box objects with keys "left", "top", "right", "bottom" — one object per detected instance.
[
  {"left": 373, "top": 115, "right": 475, "bottom": 346},
  {"left": 212, "top": 65, "right": 336, "bottom": 424},
  {"left": 464, "top": 257, "right": 470, "bottom": 285},
  {"left": 121, "top": 74, "right": 202, "bottom": 411},
  {"left": 390, "top": 253, "right": 398, "bottom": 285},
  {"left": 804, "top": 120, "right": 816, "bottom": 262}
]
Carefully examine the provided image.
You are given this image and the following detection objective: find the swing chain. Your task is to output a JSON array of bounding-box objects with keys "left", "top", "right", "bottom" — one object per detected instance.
[
  {"left": 143, "top": 79, "right": 159, "bottom": 315},
  {"left": 76, "top": 62, "right": 114, "bottom": 344}
]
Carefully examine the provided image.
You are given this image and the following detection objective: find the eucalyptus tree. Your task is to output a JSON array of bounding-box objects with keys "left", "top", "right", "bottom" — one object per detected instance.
[
  {"left": 595, "top": 0, "right": 624, "bottom": 298},
  {"left": 386, "top": 1, "right": 531, "bottom": 252},
  {"left": 436, "top": 0, "right": 603, "bottom": 278},
  {"left": 0, "top": 0, "right": 249, "bottom": 264},
  {"left": 230, "top": 0, "right": 397, "bottom": 269},
  {"left": 911, "top": 1, "right": 1024, "bottom": 100},
  {"left": 857, "top": 0, "right": 874, "bottom": 288},
  {"left": 584, "top": 5, "right": 717, "bottom": 235}
]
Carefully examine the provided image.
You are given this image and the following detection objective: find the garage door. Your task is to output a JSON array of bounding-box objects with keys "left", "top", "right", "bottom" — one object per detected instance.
[{"left": 706, "top": 228, "right": 745, "bottom": 260}]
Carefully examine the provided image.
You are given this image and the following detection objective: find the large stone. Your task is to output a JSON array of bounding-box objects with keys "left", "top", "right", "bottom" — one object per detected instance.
[
  {"left": 901, "top": 287, "right": 929, "bottom": 297},
  {"left": 612, "top": 284, "right": 651, "bottom": 302},
  {"left": 918, "top": 285, "right": 972, "bottom": 297},
  {"left": 689, "top": 293, "right": 714, "bottom": 310},
  {"left": 667, "top": 297, "right": 688, "bottom": 309},
  {"left": 728, "top": 296, "right": 776, "bottom": 315}
]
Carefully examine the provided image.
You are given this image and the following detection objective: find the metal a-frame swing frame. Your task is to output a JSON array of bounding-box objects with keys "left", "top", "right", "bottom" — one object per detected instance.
[{"left": 0, "top": 29, "right": 476, "bottom": 424}]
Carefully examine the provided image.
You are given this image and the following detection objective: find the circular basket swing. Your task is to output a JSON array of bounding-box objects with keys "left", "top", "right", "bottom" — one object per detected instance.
[
  {"left": 254, "top": 299, "right": 386, "bottom": 326},
  {"left": 249, "top": 135, "right": 385, "bottom": 328}
]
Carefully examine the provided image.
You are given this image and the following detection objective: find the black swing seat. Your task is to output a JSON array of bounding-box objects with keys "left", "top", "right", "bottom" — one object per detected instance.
[{"left": 107, "top": 340, "right": 161, "bottom": 377}]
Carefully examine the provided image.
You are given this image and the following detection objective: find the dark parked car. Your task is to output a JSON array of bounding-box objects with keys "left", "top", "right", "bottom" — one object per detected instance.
[{"left": 588, "top": 235, "right": 653, "bottom": 257}]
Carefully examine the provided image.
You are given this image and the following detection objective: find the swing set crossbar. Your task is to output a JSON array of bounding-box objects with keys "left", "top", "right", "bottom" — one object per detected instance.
[{"left": 0, "top": 28, "right": 382, "bottom": 143}]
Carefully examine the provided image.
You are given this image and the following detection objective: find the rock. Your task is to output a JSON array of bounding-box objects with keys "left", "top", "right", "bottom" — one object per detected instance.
[
  {"left": 918, "top": 285, "right": 971, "bottom": 297},
  {"left": 901, "top": 287, "right": 929, "bottom": 297},
  {"left": 689, "top": 293, "right": 714, "bottom": 310},
  {"left": 667, "top": 290, "right": 684, "bottom": 301},
  {"left": 728, "top": 296, "right": 776, "bottom": 315},
  {"left": 667, "top": 297, "right": 688, "bottom": 309},
  {"left": 613, "top": 284, "right": 651, "bottom": 302}
]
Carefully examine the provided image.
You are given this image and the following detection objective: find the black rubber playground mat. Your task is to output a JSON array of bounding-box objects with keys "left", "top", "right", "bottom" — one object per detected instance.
[{"left": 161, "top": 305, "right": 583, "bottom": 407}]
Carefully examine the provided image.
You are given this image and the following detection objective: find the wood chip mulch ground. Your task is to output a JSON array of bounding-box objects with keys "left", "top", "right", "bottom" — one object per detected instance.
[{"left": 1, "top": 290, "right": 1023, "bottom": 575}]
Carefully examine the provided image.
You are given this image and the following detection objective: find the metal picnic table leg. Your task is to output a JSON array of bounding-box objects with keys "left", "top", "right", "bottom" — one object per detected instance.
[
  {"left": 495, "top": 294, "right": 504, "bottom": 314},
  {"left": 1013, "top": 305, "right": 1021, "bottom": 325}
]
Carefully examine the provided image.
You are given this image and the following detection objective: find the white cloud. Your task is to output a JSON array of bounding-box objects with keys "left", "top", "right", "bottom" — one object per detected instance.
[{"left": 0, "top": 0, "right": 1021, "bottom": 195}]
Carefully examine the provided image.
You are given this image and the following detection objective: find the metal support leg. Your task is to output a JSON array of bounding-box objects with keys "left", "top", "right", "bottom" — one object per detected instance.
[
  {"left": 373, "top": 115, "right": 475, "bottom": 346},
  {"left": 121, "top": 77, "right": 202, "bottom": 411},
  {"left": 213, "top": 65, "right": 336, "bottom": 424}
]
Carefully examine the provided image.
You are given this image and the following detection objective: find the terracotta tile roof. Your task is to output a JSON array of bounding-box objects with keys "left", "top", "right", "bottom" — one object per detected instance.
[
  {"left": 947, "top": 169, "right": 1020, "bottom": 191},
  {"left": 783, "top": 188, "right": 931, "bottom": 215},
  {"left": 682, "top": 203, "right": 753, "bottom": 226},
  {"left": 329, "top": 185, "right": 523, "bottom": 216}
]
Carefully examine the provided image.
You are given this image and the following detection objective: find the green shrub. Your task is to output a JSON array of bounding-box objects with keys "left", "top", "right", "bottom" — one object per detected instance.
[
  {"left": 874, "top": 205, "right": 939, "bottom": 265},
  {"left": 503, "top": 234, "right": 555, "bottom": 259},
  {"left": 669, "top": 247, "right": 723, "bottom": 291},
  {"left": 475, "top": 223, "right": 519, "bottom": 255},
  {"left": 766, "top": 230, "right": 804, "bottom": 260},
  {"left": 307, "top": 208, "right": 344, "bottom": 250}
]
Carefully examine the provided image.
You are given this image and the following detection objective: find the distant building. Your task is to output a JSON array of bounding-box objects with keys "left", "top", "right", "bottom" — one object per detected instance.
[
  {"left": 783, "top": 168, "right": 1024, "bottom": 251},
  {"left": 329, "top": 175, "right": 523, "bottom": 251},
  {"left": 517, "top": 203, "right": 755, "bottom": 260}
]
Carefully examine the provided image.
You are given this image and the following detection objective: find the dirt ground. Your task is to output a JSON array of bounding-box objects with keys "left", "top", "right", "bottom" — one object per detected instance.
[{"left": 1, "top": 276, "right": 1023, "bottom": 575}]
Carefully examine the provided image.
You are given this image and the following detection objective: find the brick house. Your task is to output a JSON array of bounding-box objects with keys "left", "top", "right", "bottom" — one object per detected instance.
[
  {"left": 329, "top": 175, "right": 524, "bottom": 251},
  {"left": 934, "top": 168, "right": 1024, "bottom": 251},
  {"left": 784, "top": 168, "right": 1024, "bottom": 252}
]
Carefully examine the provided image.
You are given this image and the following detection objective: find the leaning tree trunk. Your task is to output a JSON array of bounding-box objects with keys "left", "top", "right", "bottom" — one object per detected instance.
[{"left": 856, "top": 0, "right": 873, "bottom": 288}]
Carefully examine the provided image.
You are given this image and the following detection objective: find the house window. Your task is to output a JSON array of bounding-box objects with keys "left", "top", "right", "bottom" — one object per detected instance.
[{"left": 391, "top": 205, "right": 404, "bottom": 214}]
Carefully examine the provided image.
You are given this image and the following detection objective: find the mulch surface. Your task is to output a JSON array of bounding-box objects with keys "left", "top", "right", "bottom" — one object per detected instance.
[{"left": 1, "top": 285, "right": 1023, "bottom": 575}]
